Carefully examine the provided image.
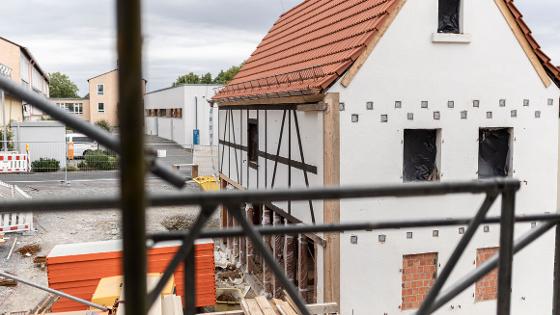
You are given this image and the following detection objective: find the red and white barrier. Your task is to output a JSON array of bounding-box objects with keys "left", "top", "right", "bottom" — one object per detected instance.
[
  {"left": 0, "top": 152, "right": 30, "bottom": 173},
  {"left": 0, "top": 180, "right": 33, "bottom": 234}
]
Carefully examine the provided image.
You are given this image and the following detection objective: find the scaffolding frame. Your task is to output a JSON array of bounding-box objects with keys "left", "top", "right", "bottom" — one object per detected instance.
[{"left": 0, "top": 2, "right": 559, "bottom": 315}]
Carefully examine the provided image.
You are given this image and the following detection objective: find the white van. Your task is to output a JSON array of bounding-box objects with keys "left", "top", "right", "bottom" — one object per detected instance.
[{"left": 66, "top": 133, "right": 97, "bottom": 159}]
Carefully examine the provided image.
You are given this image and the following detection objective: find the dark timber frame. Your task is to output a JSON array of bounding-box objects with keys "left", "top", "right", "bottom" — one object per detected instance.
[{"left": 1, "top": 2, "right": 560, "bottom": 315}]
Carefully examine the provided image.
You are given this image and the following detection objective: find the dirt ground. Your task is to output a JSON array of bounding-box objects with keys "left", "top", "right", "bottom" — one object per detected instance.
[{"left": 0, "top": 177, "right": 219, "bottom": 313}]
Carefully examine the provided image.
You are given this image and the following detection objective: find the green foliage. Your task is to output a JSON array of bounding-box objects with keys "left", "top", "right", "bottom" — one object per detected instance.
[
  {"left": 173, "top": 72, "right": 202, "bottom": 86},
  {"left": 200, "top": 73, "right": 213, "bottom": 84},
  {"left": 80, "top": 150, "right": 119, "bottom": 170},
  {"left": 31, "top": 158, "right": 60, "bottom": 172},
  {"left": 172, "top": 64, "right": 242, "bottom": 87},
  {"left": 0, "top": 129, "right": 14, "bottom": 151},
  {"left": 48, "top": 72, "right": 79, "bottom": 98},
  {"left": 214, "top": 65, "right": 241, "bottom": 84},
  {"left": 95, "top": 120, "right": 112, "bottom": 132}
]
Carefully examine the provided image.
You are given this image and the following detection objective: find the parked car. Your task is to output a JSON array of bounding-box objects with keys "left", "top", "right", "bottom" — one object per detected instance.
[{"left": 66, "top": 133, "right": 97, "bottom": 159}]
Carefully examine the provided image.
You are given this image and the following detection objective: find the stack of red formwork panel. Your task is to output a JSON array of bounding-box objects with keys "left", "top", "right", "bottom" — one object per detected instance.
[{"left": 46, "top": 239, "right": 215, "bottom": 313}]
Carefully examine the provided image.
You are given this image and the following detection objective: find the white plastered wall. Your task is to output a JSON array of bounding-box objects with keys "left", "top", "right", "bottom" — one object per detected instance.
[
  {"left": 144, "top": 85, "right": 221, "bottom": 147},
  {"left": 327, "top": 0, "right": 560, "bottom": 314},
  {"left": 218, "top": 107, "right": 327, "bottom": 297}
]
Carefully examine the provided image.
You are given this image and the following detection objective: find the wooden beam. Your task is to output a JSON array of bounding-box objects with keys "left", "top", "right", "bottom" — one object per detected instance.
[
  {"left": 296, "top": 102, "right": 327, "bottom": 112},
  {"left": 219, "top": 93, "right": 324, "bottom": 107},
  {"left": 220, "top": 173, "right": 245, "bottom": 190},
  {"left": 494, "top": 0, "right": 552, "bottom": 87},
  {"left": 219, "top": 173, "right": 327, "bottom": 248},
  {"left": 322, "top": 93, "right": 340, "bottom": 306},
  {"left": 340, "top": 0, "right": 407, "bottom": 87},
  {"left": 297, "top": 235, "right": 309, "bottom": 303}
]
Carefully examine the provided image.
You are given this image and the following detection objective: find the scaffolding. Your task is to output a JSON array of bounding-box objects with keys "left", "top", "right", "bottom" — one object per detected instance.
[{"left": 0, "top": 2, "right": 559, "bottom": 315}]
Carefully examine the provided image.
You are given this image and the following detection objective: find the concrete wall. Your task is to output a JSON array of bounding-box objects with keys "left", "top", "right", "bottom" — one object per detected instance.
[
  {"left": 326, "top": 0, "right": 560, "bottom": 314},
  {"left": 145, "top": 84, "right": 221, "bottom": 147},
  {"left": 12, "top": 121, "right": 67, "bottom": 168}
]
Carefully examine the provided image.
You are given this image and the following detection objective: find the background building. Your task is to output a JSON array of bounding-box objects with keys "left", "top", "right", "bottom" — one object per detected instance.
[
  {"left": 145, "top": 84, "right": 221, "bottom": 148},
  {"left": 0, "top": 36, "right": 49, "bottom": 125},
  {"left": 49, "top": 98, "right": 90, "bottom": 122},
  {"left": 88, "top": 69, "right": 146, "bottom": 127}
]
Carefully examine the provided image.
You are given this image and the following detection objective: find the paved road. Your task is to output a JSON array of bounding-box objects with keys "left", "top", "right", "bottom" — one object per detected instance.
[{"left": 0, "top": 135, "right": 193, "bottom": 183}]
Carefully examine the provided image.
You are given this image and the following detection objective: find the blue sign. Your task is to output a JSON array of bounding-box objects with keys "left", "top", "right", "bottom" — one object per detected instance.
[{"left": 193, "top": 129, "right": 200, "bottom": 145}]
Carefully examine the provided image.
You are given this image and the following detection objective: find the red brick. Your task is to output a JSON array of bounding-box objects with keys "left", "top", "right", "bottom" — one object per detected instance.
[
  {"left": 475, "top": 247, "right": 499, "bottom": 301},
  {"left": 401, "top": 252, "right": 438, "bottom": 310}
]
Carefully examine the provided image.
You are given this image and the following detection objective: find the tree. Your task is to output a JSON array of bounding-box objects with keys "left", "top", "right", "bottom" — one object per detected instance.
[
  {"left": 200, "top": 73, "right": 213, "bottom": 84},
  {"left": 48, "top": 72, "right": 79, "bottom": 98},
  {"left": 173, "top": 72, "right": 201, "bottom": 86},
  {"left": 95, "top": 120, "right": 112, "bottom": 133},
  {"left": 172, "top": 64, "right": 243, "bottom": 87},
  {"left": 214, "top": 65, "right": 241, "bottom": 84}
]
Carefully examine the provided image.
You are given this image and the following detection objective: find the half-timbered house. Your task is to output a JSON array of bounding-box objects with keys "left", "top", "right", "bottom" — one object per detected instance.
[{"left": 213, "top": 0, "right": 560, "bottom": 314}]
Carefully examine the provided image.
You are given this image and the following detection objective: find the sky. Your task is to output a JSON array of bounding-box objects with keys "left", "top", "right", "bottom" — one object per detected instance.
[{"left": 1, "top": 0, "right": 558, "bottom": 96}]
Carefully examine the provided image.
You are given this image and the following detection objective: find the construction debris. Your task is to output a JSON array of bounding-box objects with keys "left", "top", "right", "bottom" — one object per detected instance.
[
  {"left": 161, "top": 215, "right": 195, "bottom": 231},
  {"left": 5, "top": 236, "right": 17, "bottom": 261},
  {"left": 0, "top": 277, "right": 17, "bottom": 287},
  {"left": 17, "top": 244, "right": 41, "bottom": 257},
  {"left": 33, "top": 256, "right": 47, "bottom": 270}
]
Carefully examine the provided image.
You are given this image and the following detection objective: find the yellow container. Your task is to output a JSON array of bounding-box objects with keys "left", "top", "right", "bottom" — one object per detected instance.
[{"left": 193, "top": 176, "right": 219, "bottom": 191}]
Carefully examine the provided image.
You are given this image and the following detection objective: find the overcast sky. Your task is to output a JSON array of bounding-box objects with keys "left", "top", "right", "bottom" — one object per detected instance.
[{"left": 1, "top": 0, "right": 558, "bottom": 96}]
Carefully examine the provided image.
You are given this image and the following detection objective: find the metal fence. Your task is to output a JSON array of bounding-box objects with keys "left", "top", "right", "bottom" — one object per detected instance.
[
  {"left": 0, "top": 2, "right": 559, "bottom": 315},
  {"left": 0, "top": 140, "right": 195, "bottom": 183}
]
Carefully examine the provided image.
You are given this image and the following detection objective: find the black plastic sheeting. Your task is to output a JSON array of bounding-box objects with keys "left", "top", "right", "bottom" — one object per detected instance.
[
  {"left": 438, "top": 0, "right": 460, "bottom": 34},
  {"left": 403, "top": 129, "right": 439, "bottom": 182},
  {"left": 479, "top": 128, "right": 511, "bottom": 178}
]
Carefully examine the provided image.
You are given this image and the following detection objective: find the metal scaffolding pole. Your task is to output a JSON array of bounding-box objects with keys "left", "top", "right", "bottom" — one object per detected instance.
[{"left": 116, "top": 0, "right": 147, "bottom": 314}]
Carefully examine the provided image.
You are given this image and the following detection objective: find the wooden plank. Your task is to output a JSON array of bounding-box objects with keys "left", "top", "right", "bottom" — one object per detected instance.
[
  {"left": 273, "top": 299, "right": 298, "bottom": 315},
  {"left": 322, "top": 93, "right": 340, "bottom": 306},
  {"left": 340, "top": 0, "right": 407, "bottom": 87},
  {"left": 219, "top": 93, "right": 324, "bottom": 107},
  {"left": 196, "top": 311, "right": 244, "bottom": 315},
  {"left": 246, "top": 299, "right": 266, "bottom": 315},
  {"left": 255, "top": 296, "right": 277, "bottom": 315},
  {"left": 494, "top": 0, "right": 552, "bottom": 87},
  {"left": 306, "top": 303, "right": 339, "bottom": 314},
  {"left": 296, "top": 102, "right": 327, "bottom": 112},
  {"left": 220, "top": 173, "right": 246, "bottom": 190}
]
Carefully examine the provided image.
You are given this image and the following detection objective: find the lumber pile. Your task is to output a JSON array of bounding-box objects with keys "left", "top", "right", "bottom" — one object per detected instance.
[{"left": 240, "top": 295, "right": 339, "bottom": 315}]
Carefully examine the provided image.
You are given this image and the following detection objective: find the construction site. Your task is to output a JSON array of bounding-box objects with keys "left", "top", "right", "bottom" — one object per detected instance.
[{"left": 1, "top": 0, "right": 560, "bottom": 315}]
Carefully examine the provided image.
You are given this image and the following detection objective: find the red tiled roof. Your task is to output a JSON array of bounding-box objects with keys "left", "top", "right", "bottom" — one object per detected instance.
[
  {"left": 504, "top": 0, "right": 560, "bottom": 86},
  {"left": 214, "top": 0, "right": 401, "bottom": 102},
  {"left": 215, "top": 0, "right": 560, "bottom": 102}
]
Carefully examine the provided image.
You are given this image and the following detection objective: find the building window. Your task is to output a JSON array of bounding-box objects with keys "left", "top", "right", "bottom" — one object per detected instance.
[
  {"left": 478, "top": 128, "right": 512, "bottom": 179},
  {"left": 403, "top": 129, "right": 440, "bottom": 182},
  {"left": 98, "top": 103, "right": 105, "bottom": 113},
  {"left": 97, "top": 84, "right": 104, "bottom": 95},
  {"left": 438, "top": 0, "right": 461, "bottom": 34},
  {"left": 475, "top": 247, "right": 499, "bottom": 301},
  {"left": 402, "top": 253, "right": 438, "bottom": 310},
  {"left": 247, "top": 119, "right": 258, "bottom": 168},
  {"left": 73, "top": 103, "right": 83, "bottom": 115}
]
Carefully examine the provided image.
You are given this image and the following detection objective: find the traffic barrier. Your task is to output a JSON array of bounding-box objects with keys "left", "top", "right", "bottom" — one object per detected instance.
[
  {"left": 0, "top": 152, "right": 30, "bottom": 173},
  {"left": 0, "top": 180, "right": 33, "bottom": 233}
]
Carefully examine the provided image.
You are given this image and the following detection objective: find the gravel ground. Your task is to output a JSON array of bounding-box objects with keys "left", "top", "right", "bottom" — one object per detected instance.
[{"left": 0, "top": 177, "right": 219, "bottom": 313}]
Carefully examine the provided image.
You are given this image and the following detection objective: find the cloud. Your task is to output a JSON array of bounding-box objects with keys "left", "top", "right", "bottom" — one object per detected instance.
[{"left": 0, "top": 0, "right": 558, "bottom": 96}]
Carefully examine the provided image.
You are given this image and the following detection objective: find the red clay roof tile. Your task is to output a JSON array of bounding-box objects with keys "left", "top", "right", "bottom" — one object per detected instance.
[
  {"left": 214, "top": 0, "right": 400, "bottom": 102},
  {"left": 215, "top": 0, "right": 559, "bottom": 102}
]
